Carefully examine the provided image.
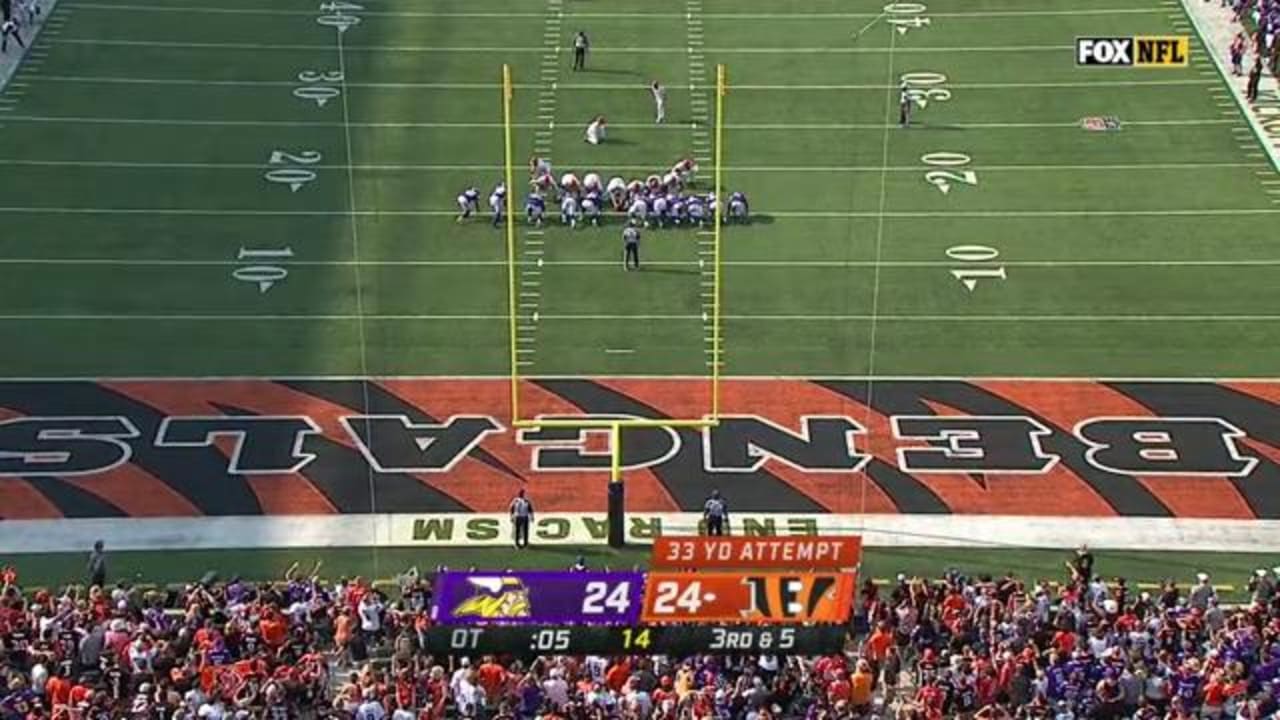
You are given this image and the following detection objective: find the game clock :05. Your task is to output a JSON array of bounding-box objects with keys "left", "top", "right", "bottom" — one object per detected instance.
[{"left": 424, "top": 624, "right": 847, "bottom": 657}]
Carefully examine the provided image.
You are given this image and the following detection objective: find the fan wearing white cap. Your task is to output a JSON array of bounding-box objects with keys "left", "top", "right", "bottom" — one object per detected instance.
[
  {"left": 1188, "top": 572, "right": 1215, "bottom": 611},
  {"left": 1249, "top": 568, "right": 1275, "bottom": 605}
]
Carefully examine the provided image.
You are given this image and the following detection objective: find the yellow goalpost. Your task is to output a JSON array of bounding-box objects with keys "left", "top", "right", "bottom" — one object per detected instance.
[{"left": 501, "top": 65, "right": 730, "bottom": 545}]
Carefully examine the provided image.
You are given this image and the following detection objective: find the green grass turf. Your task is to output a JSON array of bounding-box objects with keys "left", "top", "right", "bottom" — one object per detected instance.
[
  {"left": 6, "top": 546, "right": 1274, "bottom": 601},
  {"left": 0, "top": 0, "right": 1277, "bottom": 379}
]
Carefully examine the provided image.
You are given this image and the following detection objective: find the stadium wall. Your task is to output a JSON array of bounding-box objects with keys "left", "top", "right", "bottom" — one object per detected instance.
[{"left": 3, "top": 513, "right": 1280, "bottom": 554}]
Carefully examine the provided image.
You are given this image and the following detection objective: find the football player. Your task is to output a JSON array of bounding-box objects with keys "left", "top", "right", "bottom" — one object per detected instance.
[
  {"left": 489, "top": 183, "right": 506, "bottom": 228},
  {"left": 607, "top": 177, "right": 628, "bottom": 211},
  {"left": 560, "top": 172, "right": 581, "bottom": 199},
  {"left": 525, "top": 192, "right": 546, "bottom": 227},
  {"left": 662, "top": 171, "right": 681, "bottom": 193},
  {"left": 455, "top": 186, "right": 480, "bottom": 223},
  {"left": 627, "top": 195, "right": 648, "bottom": 227},
  {"left": 645, "top": 174, "right": 663, "bottom": 194},
  {"left": 531, "top": 171, "right": 557, "bottom": 199},
  {"left": 686, "top": 195, "right": 708, "bottom": 227},
  {"left": 673, "top": 157, "right": 698, "bottom": 187},
  {"left": 529, "top": 155, "right": 552, "bottom": 179},
  {"left": 583, "top": 173, "right": 602, "bottom": 195},
  {"left": 582, "top": 191, "right": 603, "bottom": 227},
  {"left": 650, "top": 194, "right": 669, "bottom": 228},
  {"left": 560, "top": 194, "right": 581, "bottom": 229},
  {"left": 585, "top": 115, "right": 607, "bottom": 145},
  {"left": 669, "top": 194, "right": 688, "bottom": 227},
  {"left": 728, "top": 191, "right": 749, "bottom": 223}
]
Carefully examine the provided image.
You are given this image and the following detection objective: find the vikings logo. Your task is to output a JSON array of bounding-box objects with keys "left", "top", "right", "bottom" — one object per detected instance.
[{"left": 451, "top": 577, "right": 532, "bottom": 619}]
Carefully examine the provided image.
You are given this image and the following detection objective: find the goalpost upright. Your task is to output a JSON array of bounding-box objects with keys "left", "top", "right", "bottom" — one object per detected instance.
[{"left": 501, "top": 64, "right": 729, "bottom": 546}]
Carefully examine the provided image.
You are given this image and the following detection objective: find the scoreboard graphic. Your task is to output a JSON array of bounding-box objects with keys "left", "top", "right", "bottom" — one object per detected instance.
[{"left": 425, "top": 536, "right": 860, "bottom": 655}]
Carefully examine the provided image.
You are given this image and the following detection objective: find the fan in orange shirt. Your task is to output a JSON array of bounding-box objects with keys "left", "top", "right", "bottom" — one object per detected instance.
[
  {"left": 605, "top": 659, "right": 632, "bottom": 693},
  {"left": 259, "top": 608, "right": 288, "bottom": 648},
  {"left": 477, "top": 656, "right": 508, "bottom": 701},
  {"left": 864, "top": 623, "right": 894, "bottom": 665},
  {"left": 850, "top": 660, "right": 874, "bottom": 710},
  {"left": 45, "top": 672, "right": 73, "bottom": 709}
]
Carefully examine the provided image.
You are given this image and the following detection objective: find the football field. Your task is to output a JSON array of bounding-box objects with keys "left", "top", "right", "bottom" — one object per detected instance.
[{"left": 3, "top": 0, "right": 1280, "bottom": 380}]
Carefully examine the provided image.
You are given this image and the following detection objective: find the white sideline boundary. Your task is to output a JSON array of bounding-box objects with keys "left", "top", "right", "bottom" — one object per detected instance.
[
  {"left": 2, "top": 513, "right": 1279, "bottom": 553},
  {"left": 1181, "top": 0, "right": 1280, "bottom": 172}
]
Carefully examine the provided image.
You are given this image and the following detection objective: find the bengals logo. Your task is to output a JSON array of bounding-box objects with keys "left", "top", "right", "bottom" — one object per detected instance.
[
  {"left": 451, "top": 576, "right": 532, "bottom": 619},
  {"left": 740, "top": 574, "right": 854, "bottom": 623}
]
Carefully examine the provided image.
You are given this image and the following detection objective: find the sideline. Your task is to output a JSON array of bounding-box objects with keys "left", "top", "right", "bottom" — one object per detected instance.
[
  {"left": 0, "top": 0, "right": 60, "bottom": 92},
  {"left": 1181, "top": 0, "right": 1280, "bottom": 172}
]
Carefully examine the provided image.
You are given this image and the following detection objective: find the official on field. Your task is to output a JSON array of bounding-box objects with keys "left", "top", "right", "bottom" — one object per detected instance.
[
  {"left": 703, "top": 489, "right": 728, "bottom": 536},
  {"left": 510, "top": 488, "right": 534, "bottom": 548},
  {"left": 622, "top": 223, "right": 641, "bottom": 271},
  {"left": 898, "top": 81, "right": 913, "bottom": 127},
  {"left": 572, "top": 30, "right": 590, "bottom": 71}
]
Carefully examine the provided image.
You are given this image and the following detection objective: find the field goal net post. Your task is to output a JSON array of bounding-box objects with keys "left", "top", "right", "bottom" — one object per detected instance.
[{"left": 500, "top": 64, "right": 731, "bottom": 547}]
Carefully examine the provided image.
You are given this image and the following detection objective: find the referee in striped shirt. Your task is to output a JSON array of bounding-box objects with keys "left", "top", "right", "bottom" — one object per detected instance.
[
  {"left": 510, "top": 488, "right": 534, "bottom": 548},
  {"left": 623, "top": 223, "right": 641, "bottom": 271},
  {"left": 703, "top": 489, "right": 728, "bottom": 536}
]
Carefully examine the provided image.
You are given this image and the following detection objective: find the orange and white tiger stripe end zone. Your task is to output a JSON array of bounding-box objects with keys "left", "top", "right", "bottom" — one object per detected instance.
[{"left": 0, "top": 377, "right": 1277, "bottom": 552}]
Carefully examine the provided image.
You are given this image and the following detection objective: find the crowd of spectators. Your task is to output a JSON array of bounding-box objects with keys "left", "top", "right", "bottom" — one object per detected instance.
[{"left": 2, "top": 549, "right": 1280, "bottom": 719}]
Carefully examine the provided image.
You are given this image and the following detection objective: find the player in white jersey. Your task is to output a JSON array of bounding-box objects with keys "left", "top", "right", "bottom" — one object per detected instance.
[
  {"left": 606, "top": 177, "right": 627, "bottom": 211},
  {"left": 529, "top": 155, "right": 552, "bottom": 179},
  {"left": 489, "top": 183, "right": 506, "bottom": 228},
  {"left": 650, "top": 81, "right": 667, "bottom": 124},
  {"left": 583, "top": 173, "right": 602, "bottom": 195},
  {"left": 662, "top": 171, "right": 680, "bottom": 193},
  {"left": 560, "top": 194, "right": 581, "bottom": 228},
  {"left": 673, "top": 157, "right": 698, "bottom": 187},
  {"left": 627, "top": 196, "right": 648, "bottom": 227},
  {"left": 455, "top": 187, "right": 480, "bottom": 222},
  {"left": 531, "top": 171, "right": 556, "bottom": 199},
  {"left": 560, "top": 172, "right": 581, "bottom": 198},
  {"left": 585, "top": 115, "right": 607, "bottom": 145}
]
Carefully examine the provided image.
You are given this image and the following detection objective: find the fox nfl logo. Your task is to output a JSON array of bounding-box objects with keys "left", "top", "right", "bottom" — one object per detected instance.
[{"left": 1076, "top": 37, "right": 1190, "bottom": 67}]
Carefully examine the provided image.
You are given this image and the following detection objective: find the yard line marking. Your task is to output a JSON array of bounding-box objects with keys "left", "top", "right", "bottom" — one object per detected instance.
[
  {"left": 3, "top": 313, "right": 1275, "bottom": 323},
  {"left": 856, "top": 19, "right": 901, "bottom": 490},
  {"left": 516, "top": 0, "right": 567, "bottom": 368},
  {"left": 0, "top": 115, "right": 1234, "bottom": 130},
  {"left": 29, "top": 159, "right": 1261, "bottom": 173},
  {"left": 7, "top": 206, "right": 1280, "bottom": 218},
  {"left": 333, "top": 15, "right": 380, "bottom": 520},
  {"left": 53, "top": 38, "right": 1075, "bottom": 54},
  {"left": 63, "top": 4, "right": 1172, "bottom": 19},
  {"left": 686, "top": 0, "right": 716, "bottom": 361},
  {"left": 29, "top": 74, "right": 1130, "bottom": 91},
  {"left": 604, "top": 349, "right": 635, "bottom": 355}
]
